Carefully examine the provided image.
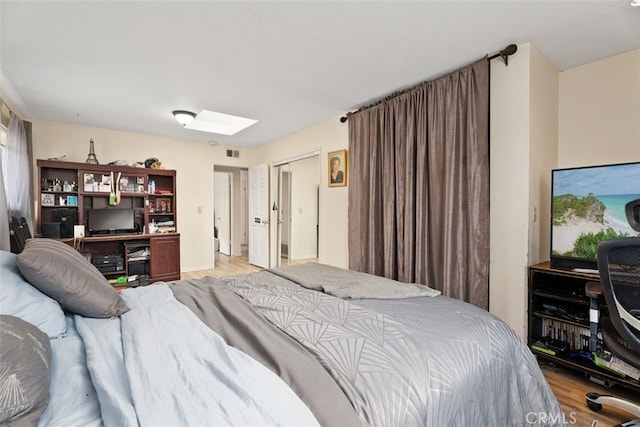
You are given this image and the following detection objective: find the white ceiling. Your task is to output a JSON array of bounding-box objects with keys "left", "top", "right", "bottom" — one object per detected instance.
[{"left": 1, "top": 1, "right": 639, "bottom": 148}]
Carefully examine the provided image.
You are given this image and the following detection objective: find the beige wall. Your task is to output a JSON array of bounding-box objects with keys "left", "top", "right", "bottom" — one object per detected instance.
[
  {"left": 489, "top": 43, "right": 535, "bottom": 339},
  {"left": 253, "top": 116, "right": 349, "bottom": 269},
  {"left": 528, "top": 46, "right": 559, "bottom": 265},
  {"left": 559, "top": 49, "right": 640, "bottom": 167},
  {"left": 24, "top": 115, "right": 349, "bottom": 272},
  {"left": 489, "top": 43, "right": 560, "bottom": 340},
  {"left": 29, "top": 120, "right": 259, "bottom": 272}
]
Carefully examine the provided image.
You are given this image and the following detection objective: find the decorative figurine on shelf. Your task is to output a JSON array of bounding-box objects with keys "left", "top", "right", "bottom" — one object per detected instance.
[
  {"left": 108, "top": 171, "right": 122, "bottom": 206},
  {"left": 86, "top": 138, "right": 99, "bottom": 164}
]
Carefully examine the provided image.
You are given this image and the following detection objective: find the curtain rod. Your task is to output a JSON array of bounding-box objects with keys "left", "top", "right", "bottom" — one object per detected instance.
[
  {"left": 0, "top": 96, "right": 17, "bottom": 118},
  {"left": 0, "top": 97, "right": 10, "bottom": 114},
  {"left": 339, "top": 43, "right": 518, "bottom": 123},
  {"left": 0, "top": 97, "right": 13, "bottom": 129}
]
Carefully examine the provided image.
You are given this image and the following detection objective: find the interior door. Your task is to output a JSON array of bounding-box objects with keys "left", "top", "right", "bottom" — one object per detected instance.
[
  {"left": 248, "top": 163, "right": 269, "bottom": 268},
  {"left": 214, "top": 172, "right": 231, "bottom": 255}
]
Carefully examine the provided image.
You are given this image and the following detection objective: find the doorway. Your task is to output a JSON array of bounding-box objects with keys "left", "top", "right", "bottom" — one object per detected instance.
[
  {"left": 274, "top": 154, "right": 320, "bottom": 267},
  {"left": 212, "top": 165, "right": 248, "bottom": 266},
  {"left": 214, "top": 171, "right": 231, "bottom": 255}
]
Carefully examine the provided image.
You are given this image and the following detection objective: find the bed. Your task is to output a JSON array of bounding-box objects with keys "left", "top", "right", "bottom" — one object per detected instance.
[{"left": 1, "top": 239, "right": 566, "bottom": 426}]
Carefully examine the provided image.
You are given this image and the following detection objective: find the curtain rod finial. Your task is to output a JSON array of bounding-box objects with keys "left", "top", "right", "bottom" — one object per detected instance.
[
  {"left": 340, "top": 116, "right": 348, "bottom": 123},
  {"left": 500, "top": 44, "right": 518, "bottom": 66}
]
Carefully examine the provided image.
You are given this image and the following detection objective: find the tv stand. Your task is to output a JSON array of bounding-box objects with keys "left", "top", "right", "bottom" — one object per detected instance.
[{"left": 528, "top": 261, "right": 639, "bottom": 393}]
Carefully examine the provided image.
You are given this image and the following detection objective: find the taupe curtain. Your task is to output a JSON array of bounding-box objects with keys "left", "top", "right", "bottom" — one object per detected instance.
[{"left": 348, "top": 58, "right": 489, "bottom": 309}]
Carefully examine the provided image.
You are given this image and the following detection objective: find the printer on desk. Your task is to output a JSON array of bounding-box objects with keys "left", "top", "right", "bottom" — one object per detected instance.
[{"left": 92, "top": 253, "right": 124, "bottom": 273}]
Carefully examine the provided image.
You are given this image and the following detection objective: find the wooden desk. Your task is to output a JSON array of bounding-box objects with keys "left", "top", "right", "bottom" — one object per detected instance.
[{"left": 63, "top": 233, "right": 180, "bottom": 282}]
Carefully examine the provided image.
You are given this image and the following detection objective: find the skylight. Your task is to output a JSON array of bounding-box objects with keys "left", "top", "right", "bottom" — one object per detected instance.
[{"left": 185, "top": 110, "right": 258, "bottom": 135}]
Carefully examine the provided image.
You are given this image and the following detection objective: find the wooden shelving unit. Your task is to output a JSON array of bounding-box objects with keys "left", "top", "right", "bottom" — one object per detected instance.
[{"left": 37, "top": 159, "right": 181, "bottom": 282}]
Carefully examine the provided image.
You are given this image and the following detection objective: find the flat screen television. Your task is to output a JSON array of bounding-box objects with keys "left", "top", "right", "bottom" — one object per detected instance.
[
  {"left": 550, "top": 161, "right": 640, "bottom": 271},
  {"left": 87, "top": 209, "right": 136, "bottom": 235}
]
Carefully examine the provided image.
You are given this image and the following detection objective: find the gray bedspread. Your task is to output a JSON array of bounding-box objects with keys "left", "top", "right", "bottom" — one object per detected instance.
[
  {"left": 269, "top": 262, "right": 440, "bottom": 299},
  {"left": 170, "top": 277, "right": 360, "bottom": 427},
  {"left": 223, "top": 270, "right": 565, "bottom": 427}
]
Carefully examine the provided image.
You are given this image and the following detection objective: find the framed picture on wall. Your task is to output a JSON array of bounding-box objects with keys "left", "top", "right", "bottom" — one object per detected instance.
[{"left": 328, "top": 149, "right": 347, "bottom": 187}]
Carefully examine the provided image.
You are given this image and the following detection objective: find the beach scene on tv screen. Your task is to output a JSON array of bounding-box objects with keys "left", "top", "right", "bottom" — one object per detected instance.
[{"left": 552, "top": 163, "right": 640, "bottom": 260}]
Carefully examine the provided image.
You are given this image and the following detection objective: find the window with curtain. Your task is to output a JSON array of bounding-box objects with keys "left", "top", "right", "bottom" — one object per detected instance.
[
  {"left": 0, "top": 103, "right": 10, "bottom": 250},
  {"left": 347, "top": 58, "right": 490, "bottom": 309},
  {"left": 1, "top": 101, "right": 34, "bottom": 251}
]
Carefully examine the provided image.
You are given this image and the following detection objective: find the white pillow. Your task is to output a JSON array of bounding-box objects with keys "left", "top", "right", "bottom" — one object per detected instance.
[{"left": 0, "top": 250, "right": 67, "bottom": 338}]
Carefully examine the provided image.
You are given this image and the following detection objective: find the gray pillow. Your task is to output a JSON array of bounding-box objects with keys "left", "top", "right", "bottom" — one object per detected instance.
[
  {"left": 16, "top": 238, "right": 129, "bottom": 318},
  {"left": 0, "top": 315, "right": 51, "bottom": 426}
]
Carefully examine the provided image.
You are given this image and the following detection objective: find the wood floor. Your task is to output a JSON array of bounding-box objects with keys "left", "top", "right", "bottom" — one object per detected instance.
[
  {"left": 180, "top": 248, "right": 317, "bottom": 279},
  {"left": 181, "top": 253, "right": 639, "bottom": 425},
  {"left": 180, "top": 249, "right": 261, "bottom": 279},
  {"left": 540, "top": 362, "right": 638, "bottom": 426}
]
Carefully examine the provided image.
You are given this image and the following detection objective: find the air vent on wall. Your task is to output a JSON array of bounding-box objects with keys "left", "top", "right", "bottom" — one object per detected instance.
[{"left": 226, "top": 150, "right": 240, "bottom": 158}]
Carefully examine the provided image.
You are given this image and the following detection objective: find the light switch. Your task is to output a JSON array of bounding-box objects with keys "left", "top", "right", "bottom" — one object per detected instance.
[{"left": 74, "top": 225, "right": 85, "bottom": 238}]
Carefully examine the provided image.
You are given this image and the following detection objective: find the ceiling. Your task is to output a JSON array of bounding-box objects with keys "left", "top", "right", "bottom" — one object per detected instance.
[{"left": 1, "top": 1, "right": 639, "bottom": 148}]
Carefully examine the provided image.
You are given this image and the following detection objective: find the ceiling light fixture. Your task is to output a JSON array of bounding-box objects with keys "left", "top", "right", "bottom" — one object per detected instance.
[
  {"left": 172, "top": 110, "right": 196, "bottom": 126},
  {"left": 631, "top": 0, "right": 640, "bottom": 6}
]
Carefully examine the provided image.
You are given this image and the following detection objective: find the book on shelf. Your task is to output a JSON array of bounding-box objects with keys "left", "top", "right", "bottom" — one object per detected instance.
[{"left": 594, "top": 351, "right": 640, "bottom": 380}]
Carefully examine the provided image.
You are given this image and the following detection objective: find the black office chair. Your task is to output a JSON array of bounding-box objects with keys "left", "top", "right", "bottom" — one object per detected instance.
[
  {"left": 9, "top": 216, "right": 32, "bottom": 254},
  {"left": 627, "top": 198, "right": 640, "bottom": 232},
  {"left": 586, "top": 237, "right": 640, "bottom": 423}
]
